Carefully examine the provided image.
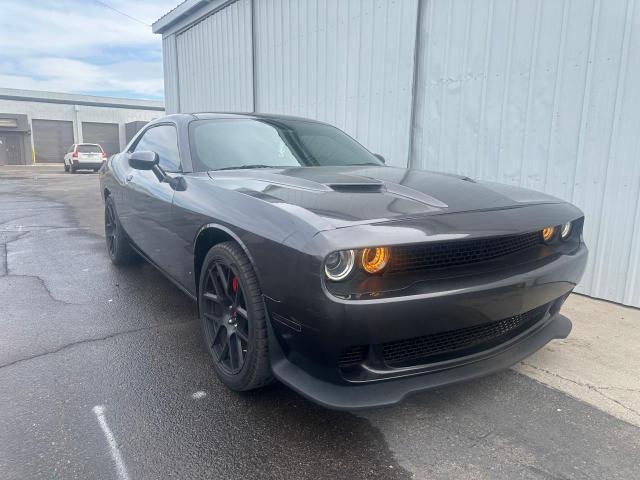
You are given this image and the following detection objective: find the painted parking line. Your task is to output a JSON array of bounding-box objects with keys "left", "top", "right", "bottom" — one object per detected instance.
[{"left": 92, "top": 405, "right": 130, "bottom": 480}]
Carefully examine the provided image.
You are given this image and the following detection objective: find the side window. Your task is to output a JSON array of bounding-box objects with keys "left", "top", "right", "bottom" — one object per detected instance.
[{"left": 133, "top": 125, "right": 181, "bottom": 172}]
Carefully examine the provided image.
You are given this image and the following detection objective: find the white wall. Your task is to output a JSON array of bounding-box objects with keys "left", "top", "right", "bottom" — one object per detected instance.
[{"left": 411, "top": 0, "right": 640, "bottom": 307}]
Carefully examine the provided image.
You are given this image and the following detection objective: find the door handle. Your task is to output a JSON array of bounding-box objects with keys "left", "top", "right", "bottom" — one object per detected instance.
[{"left": 125, "top": 174, "right": 133, "bottom": 183}]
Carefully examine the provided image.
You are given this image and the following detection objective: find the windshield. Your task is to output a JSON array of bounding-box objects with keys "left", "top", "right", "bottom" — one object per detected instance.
[
  {"left": 188, "top": 118, "right": 383, "bottom": 171},
  {"left": 77, "top": 144, "right": 102, "bottom": 153}
]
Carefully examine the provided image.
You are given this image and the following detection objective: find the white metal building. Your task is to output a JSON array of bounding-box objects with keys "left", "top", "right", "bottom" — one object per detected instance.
[
  {"left": 153, "top": 0, "right": 640, "bottom": 308},
  {"left": 0, "top": 88, "right": 164, "bottom": 165}
]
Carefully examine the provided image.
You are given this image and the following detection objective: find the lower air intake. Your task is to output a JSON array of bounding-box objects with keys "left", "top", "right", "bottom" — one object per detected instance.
[
  {"left": 381, "top": 303, "right": 550, "bottom": 367},
  {"left": 338, "top": 345, "right": 367, "bottom": 367}
]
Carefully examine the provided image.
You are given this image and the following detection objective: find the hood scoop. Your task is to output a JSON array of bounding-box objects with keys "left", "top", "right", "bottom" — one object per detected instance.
[{"left": 327, "top": 182, "right": 385, "bottom": 193}]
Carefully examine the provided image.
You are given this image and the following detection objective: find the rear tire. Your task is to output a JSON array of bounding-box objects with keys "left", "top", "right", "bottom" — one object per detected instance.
[
  {"left": 104, "top": 196, "right": 139, "bottom": 265},
  {"left": 199, "top": 242, "right": 273, "bottom": 391},
  {"left": 70, "top": 164, "right": 77, "bottom": 173},
  {"left": 64, "top": 162, "right": 70, "bottom": 172}
]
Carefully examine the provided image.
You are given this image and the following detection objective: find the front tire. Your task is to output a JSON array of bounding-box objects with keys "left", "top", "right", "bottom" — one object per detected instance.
[
  {"left": 104, "top": 197, "right": 139, "bottom": 265},
  {"left": 64, "top": 161, "right": 70, "bottom": 172},
  {"left": 199, "top": 242, "right": 273, "bottom": 391}
]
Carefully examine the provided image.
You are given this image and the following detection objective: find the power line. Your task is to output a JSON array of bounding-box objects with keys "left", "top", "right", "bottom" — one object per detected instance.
[{"left": 92, "top": 0, "right": 151, "bottom": 27}]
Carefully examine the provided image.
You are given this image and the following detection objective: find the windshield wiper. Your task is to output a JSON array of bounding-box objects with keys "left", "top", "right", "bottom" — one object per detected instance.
[{"left": 213, "top": 164, "right": 280, "bottom": 171}]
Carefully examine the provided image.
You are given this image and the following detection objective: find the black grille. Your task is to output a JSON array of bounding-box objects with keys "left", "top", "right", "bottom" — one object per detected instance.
[
  {"left": 390, "top": 231, "right": 541, "bottom": 272},
  {"left": 381, "top": 304, "right": 549, "bottom": 367},
  {"left": 338, "top": 345, "right": 367, "bottom": 367}
]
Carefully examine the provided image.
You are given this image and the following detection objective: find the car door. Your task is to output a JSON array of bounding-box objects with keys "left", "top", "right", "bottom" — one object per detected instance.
[{"left": 124, "top": 124, "right": 183, "bottom": 272}]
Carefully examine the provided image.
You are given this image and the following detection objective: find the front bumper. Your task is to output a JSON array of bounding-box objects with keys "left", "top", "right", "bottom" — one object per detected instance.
[
  {"left": 270, "top": 311, "right": 571, "bottom": 410},
  {"left": 265, "top": 242, "right": 587, "bottom": 409}
]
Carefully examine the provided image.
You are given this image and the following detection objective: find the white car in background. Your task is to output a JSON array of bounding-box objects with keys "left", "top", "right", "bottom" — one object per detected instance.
[{"left": 64, "top": 143, "right": 107, "bottom": 173}]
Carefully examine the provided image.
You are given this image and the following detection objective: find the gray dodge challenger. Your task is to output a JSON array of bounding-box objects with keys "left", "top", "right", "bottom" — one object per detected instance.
[{"left": 99, "top": 113, "right": 587, "bottom": 409}]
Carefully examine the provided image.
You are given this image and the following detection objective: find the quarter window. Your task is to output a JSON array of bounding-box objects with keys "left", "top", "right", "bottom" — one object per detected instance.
[{"left": 133, "top": 125, "right": 181, "bottom": 172}]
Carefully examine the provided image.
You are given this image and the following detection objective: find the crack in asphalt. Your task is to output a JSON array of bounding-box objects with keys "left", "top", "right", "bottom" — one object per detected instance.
[
  {"left": 593, "top": 390, "right": 640, "bottom": 418},
  {"left": 520, "top": 362, "right": 640, "bottom": 419},
  {"left": 0, "top": 183, "right": 202, "bottom": 376},
  {"left": 0, "top": 319, "right": 198, "bottom": 371},
  {"left": 2, "top": 274, "right": 82, "bottom": 305},
  {"left": 0, "top": 220, "right": 91, "bottom": 304},
  {"left": 0, "top": 228, "right": 83, "bottom": 304}
]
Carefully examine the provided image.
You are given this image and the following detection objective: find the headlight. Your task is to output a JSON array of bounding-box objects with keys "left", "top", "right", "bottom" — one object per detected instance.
[
  {"left": 324, "top": 250, "right": 355, "bottom": 281},
  {"left": 541, "top": 226, "right": 556, "bottom": 243},
  {"left": 360, "top": 247, "right": 390, "bottom": 274},
  {"left": 560, "top": 221, "right": 572, "bottom": 240}
]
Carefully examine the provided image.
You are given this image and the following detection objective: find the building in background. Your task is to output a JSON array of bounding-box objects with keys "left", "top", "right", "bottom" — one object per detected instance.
[
  {"left": 153, "top": 0, "right": 639, "bottom": 308},
  {"left": 0, "top": 88, "right": 164, "bottom": 165}
]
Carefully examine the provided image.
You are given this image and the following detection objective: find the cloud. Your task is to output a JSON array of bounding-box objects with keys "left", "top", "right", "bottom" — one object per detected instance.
[
  {"left": 0, "top": 57, "right": 165, "bottom": 97},
  {"left": 0, "top": 0, "right": 177, "bottom": 99}
]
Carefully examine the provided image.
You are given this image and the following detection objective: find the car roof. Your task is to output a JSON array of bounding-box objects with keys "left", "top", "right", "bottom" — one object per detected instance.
[{"left": 150, "top": 112, "right": 330, "bottom": 125}]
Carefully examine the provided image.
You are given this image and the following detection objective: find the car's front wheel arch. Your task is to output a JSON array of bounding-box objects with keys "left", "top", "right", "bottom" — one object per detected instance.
[{"left": 193, "top": 224, "right": 262, "bottom": 299}]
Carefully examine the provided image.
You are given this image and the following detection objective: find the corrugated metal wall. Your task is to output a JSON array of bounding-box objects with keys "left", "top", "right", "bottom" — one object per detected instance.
[
  {"left": 175, "top": 0, "right": 253, "bottom": 112},
  {"left": 411, "top": 0, "right": 640, "bottom": 306},
  {"left": 253, "top": 0, "right": 419, "bottom": 167},
  {"left": 162, "top": 36, "right": 180, "bottom": 114},
  {"left": 159, "top": 0, "right": 639, "bottom": 307}
]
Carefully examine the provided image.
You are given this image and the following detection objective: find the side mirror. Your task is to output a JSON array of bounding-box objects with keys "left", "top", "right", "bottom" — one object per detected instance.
[
  {"left": 373, "top": 153, "right": 386, "bottom": 164},
  {"left": 129, "top": 150, "right": 158, "bottom": 170}
]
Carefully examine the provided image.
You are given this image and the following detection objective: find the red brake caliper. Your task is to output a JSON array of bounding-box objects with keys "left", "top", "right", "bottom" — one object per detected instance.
[{"left": 230, "top": 277, "right": 239, "bottom": 319}]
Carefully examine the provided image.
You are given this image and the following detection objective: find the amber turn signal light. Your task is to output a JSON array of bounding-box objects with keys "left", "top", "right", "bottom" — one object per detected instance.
[
  {"left": 541, "top": 226, "right": 556, "bottom": 242},
  {"left": 361, "top": 247, "right": 390, "bottom": 274}
]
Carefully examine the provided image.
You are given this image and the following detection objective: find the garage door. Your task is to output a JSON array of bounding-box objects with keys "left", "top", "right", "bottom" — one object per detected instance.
[
  {"left": 82, "top": 122, "right": 120, "bottom": 156},
  {"left": 32, "top": 119, "right": 74, "bottom": 163},
  {"left": 0, "top": 134, "right": 25, "bottom": 165}
]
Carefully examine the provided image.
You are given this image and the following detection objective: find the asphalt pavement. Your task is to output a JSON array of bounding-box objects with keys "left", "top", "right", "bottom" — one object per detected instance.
[{"left": 1, "top": 165, "right": 639, "bottom": 480}]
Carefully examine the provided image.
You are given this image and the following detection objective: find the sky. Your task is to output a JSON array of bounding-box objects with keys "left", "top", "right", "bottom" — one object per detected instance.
[{"left": 0, "top": 0, "right": 179, "bottom": 101}]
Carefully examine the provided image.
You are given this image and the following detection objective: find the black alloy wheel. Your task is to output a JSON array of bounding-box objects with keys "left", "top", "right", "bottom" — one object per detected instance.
[
  {"left": 202, "top": 260, "right": 250, "bottom": 374},
  {"left": 105, "top": 202, "right": 117, "bottom": 257},
  {"left": 199, "top": 242, "right": 272, "bottom": 390},
  {"left": 104, "top": 197, "right": 139, "bottom": 265}
]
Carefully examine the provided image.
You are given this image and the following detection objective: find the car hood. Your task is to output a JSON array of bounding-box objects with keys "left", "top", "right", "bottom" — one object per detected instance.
[{"left": 206, "top": 166, "right": 564, "bottom": 229}]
